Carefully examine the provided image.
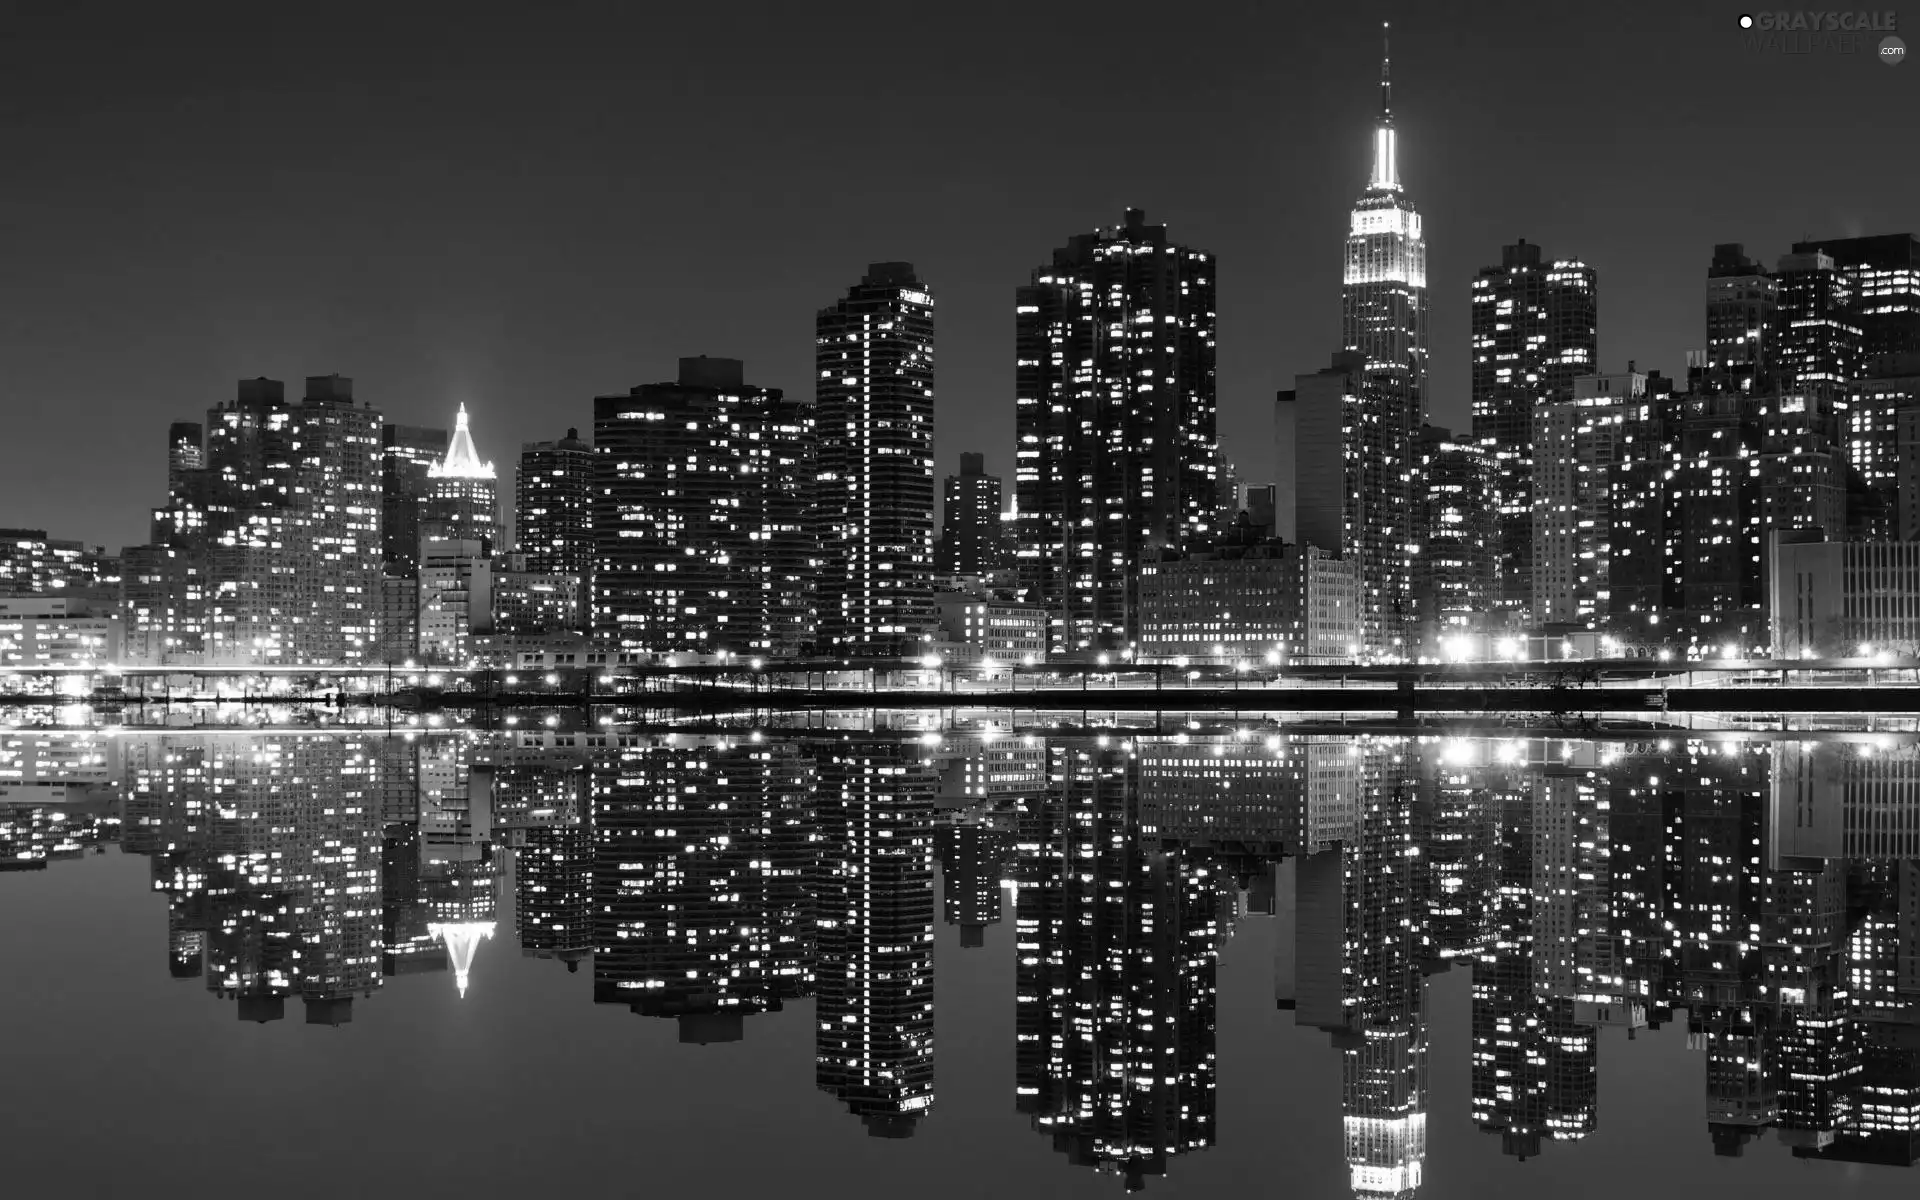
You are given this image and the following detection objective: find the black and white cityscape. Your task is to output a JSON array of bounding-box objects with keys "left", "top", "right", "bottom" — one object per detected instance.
[{"left": 2, "top": 5, "right": 1917, "bottom": 1199}]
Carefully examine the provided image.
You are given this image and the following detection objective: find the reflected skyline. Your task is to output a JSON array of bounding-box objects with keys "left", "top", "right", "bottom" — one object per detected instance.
[{"left": 4, "top": 727, "right": 1919, "bottom": 1191}]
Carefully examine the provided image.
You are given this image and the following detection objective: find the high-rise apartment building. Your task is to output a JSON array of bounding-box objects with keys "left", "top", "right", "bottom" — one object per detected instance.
[
  {"left": 1789, "top": 233, "right": 1920, "bottom": 362},
  {"left": 1704, "top": 244, "right": 1778, "bottom": 394},
  {"left": 591, "top": 357, "right": 816, "bottom": 656},
  {"left": 1014, "top": 747, "right": 1219, "bottom": 1186},
  {"left": 515, "top": 427, "right": 593, "bottom": 577},
  {"left": 515, "top": 427, "right": 593, "bottom": 630},
  {"left": 815, "top": 740, "right": 937, "bottom": 1136},
  {"left": 1014, "top": 209, "right": 1218, "bottom": 658},
  {"left": 1532, "top": 370, "right": 1642, "bottom": 627},
  {"left": 423, "top": 404, "right": 498, "bottom": 555},
  {"left": 1609, "top": 377, "right": 1844, "bottom": 654},
  {"left": 816, "top": 263, "right": 936, "bottom": 658},
  {"left": 183, "top": 376, "right": 382, "bottom": 665},
  {"left": 938, "top": 452, "right": 1004, "bottom": 576},
  {"left": 1290, "top": 352, "right": 1411, "bottom": 655},
  {"left": 1772, "top": 251, "right": 1862, "bottom": 395},
  {"left": 1414, "top": 425, "right": 1495, "bottom": 647},
  {"left": 380, "top": 424, "right": 448, "bottom": 576},
  {"left": 1469, "top": 240, "right": 1598, "bottom": 621}
]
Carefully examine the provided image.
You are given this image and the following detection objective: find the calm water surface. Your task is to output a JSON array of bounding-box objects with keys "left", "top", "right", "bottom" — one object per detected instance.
[{"left": 2, "top": 725, "right": 1915, "bottom": 1198}]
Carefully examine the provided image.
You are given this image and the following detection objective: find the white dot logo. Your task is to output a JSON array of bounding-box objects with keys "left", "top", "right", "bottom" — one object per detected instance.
[
  {"left": 1739, "top": 13, "right": 1754, "bottom": 28},
  {"left": 1883, "top": 35, "right": 1907, "bottom": 65}
]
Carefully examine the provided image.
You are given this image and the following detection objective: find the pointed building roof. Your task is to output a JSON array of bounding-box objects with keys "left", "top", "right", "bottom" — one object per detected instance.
[
  {"left": 428, "top": 921, "right": 496, "bottom": 997},
  {"left": 429, "top": 403, "right": 497, "bottom": 480},
  {"left": 1368, "top": 22, "right": 1401, "bottom": 193}
]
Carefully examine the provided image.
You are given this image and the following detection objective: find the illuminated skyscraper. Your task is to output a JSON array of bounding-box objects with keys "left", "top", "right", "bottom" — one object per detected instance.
[
  {"left": 1772, "top": 250, "right": 1862, "bottom": 395},
  {"left": 1014, "top": 747, "right": 1219, "bottom": 1187},
  {"left": 181, "top": 376, "right": 383, "bottom": 665},
  {"left": 1531, "top": 371, "right": 1640, "bottom": 627},
  {"left": 1413, "top": 426, "right": 1494, "bottom": 647},
  {"left": 815, "top": 740, "right": 937, "bottom": 1134},
  {"left": 423, "top": 403, "right": 499, "bottom": 554},
  {"left": 1291, "top": 353, "right": 1410, "bottom": 654},
  {"left": 515, "top": 427, "right": 593, "bottom": 624},
  {"left": 1014, "top": 209, "right": 1219, "bottom": 657},
  {"left": 816, "top": 264, "right": 937, "bottom": 657},
  {"left": 591, "top": 357, "right": 817, "bottom": 655},
  {"left": 591, "top": 740, "right": 818, "bottom": 1041},
  {"left": 1468, "top": 240, "right": 1598, "bottom": 623}
]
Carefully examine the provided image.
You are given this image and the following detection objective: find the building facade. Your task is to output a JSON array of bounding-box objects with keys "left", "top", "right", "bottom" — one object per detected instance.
[
  {"left": 1770, "top": 534, "right": 1920, "bottom": 658},
  {"left": 1414, "top": 425, "right": 1495, "bottom": 649},
  {"left": 1469, "top": 240, "right": 1598, "bottom": 622},
  {"left": 816, "top": 264, "right": 936, "bottom": 658},
  {"left": 592, "top": 357, "right": 816, "bottom": 656},
  {"left": 1014, "top": 210, "right": 1218, "bottom": 658},
  {"left": 1136, "top": 541, "right": 1360, "bottom": 665},
  {"left": 380, "top": 423, "right": 448, "bottom": 577},
  {"left": 1531, "top": 371, "right": 1642, "bottom": 628},
  {"left": 939, "top": 452, "right": 1005, "bottom": 576},
  {"left": 516, "top": 428, "right": 593, "bottom": 625}
]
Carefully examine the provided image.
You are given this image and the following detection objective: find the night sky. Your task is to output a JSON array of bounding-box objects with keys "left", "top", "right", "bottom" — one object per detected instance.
[{"left": 1, "top": 1, "right": 1913, "bottom": 550}]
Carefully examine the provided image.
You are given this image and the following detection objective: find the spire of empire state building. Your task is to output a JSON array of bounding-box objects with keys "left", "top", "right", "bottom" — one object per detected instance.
[{"left": 1371, "top": 21, "right": 1399, "bottom": 192}]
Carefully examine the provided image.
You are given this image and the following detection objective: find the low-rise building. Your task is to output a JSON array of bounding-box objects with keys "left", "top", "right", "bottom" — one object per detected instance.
[
  {"left": 0, "top": 596, "right": 123, "bottom": 672},
  {"left": 1137, "top": 541, "right": 1360, "bottom": 665},
  {"left": 933, "top": 589, "right": 1046, "bottom": 666},
  {"left": 492, "top": 566, "right": 583, "bottom": 635},
  {"left": 1770, "top": 532, "right": 1920, "bottom": 658}
]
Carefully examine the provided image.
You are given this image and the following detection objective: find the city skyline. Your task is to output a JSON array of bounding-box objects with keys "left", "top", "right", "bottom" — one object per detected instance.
[{"left": 3, "top": 6, "right": 1913, "bottom": 551}]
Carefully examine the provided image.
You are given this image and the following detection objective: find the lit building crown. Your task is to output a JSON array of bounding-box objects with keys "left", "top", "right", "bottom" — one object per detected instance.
[
  {"left": 430, "top": 404, "right": 496, "bottom": 480},
  {"left": 429, "top": 920, "right": 496, "bottom": 998},
  {"left": 1369, "top": 22, "right": 1399, "bottom": 193}
]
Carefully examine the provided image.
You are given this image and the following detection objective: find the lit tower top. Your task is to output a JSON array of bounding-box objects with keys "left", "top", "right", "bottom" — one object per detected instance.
[
  {"left": 429, "top": 403, "right": 496, "bottom": 480},
  {"left": 1372, "top": 21, "right": 1398, "bottom": 192},
  {"left": 428, "top": 921, "right": 496, "bottom": 998},
  {"left": 1342, "top": 19, "right": 1428, "bottom": 399}
]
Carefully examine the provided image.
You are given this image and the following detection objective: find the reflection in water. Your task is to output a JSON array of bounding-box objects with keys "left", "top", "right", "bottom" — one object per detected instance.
[{"left": 6, "top": 728, "right": 1920, "bottom": 1187}]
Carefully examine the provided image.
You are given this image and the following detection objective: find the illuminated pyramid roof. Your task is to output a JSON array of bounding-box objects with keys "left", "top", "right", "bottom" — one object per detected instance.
[
  {"left": 429, "top": 404, "right": 496, "bottom": 480},
  {"left": 428, "top": 920, "right": 496, "bottom": 998}
]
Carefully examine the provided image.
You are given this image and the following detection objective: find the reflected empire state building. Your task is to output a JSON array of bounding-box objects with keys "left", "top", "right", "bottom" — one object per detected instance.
[{"left": 13, "top": 727, "right": 1916, "bottom": 1190}]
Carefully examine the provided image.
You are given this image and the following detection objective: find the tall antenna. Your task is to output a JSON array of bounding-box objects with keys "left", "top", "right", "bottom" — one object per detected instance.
[{"left": 1381, "top": 20, "right": 1392, "bottom": 124}]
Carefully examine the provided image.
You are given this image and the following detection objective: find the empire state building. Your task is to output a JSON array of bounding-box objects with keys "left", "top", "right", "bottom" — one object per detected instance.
[
  {"left": 1337, "top": 24, "right": 1427, "bottom": 655},
  {"left": 1343, "top": 24, "right": 1428, "bottom": 409}
]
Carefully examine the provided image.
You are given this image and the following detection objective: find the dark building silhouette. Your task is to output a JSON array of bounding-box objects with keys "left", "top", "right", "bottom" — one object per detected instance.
[
  {"left": 936, "top": 820, "right": 1010, "bottom": 947},
  {"left": 381, "top": 423, "right": 449, "bottom": 576},
  {"left": 939, "top": 452, "right": 1004, "bottom": 576}
]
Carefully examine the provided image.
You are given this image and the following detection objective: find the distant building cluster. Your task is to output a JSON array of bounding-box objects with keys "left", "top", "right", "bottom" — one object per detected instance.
[{"left": 4, "top": 33, "right": 1919, "bottom": 673}]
